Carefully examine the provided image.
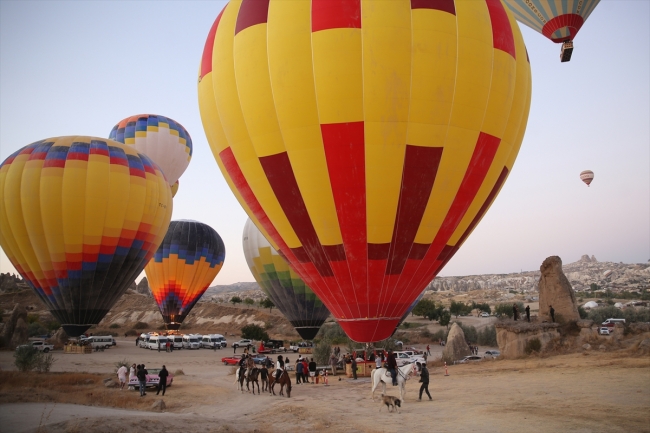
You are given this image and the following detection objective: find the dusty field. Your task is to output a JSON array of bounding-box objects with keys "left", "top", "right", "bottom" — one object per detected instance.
[{"left": 1, "top": 337, "right": 649, "bottom": 433}]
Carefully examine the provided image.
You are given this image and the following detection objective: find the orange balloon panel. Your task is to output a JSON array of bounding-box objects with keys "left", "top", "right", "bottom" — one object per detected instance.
[{"left": 198, "top": 0, "right": 532, "bottom": 342}]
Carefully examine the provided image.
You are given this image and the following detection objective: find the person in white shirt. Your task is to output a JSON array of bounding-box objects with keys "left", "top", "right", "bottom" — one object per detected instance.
[{"left": 117, "top": 364, "right": 128, "bottom": 390}]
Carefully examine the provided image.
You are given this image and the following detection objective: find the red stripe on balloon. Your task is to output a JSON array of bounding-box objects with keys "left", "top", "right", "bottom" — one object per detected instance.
[
  {"left": 312, "top": 0, "right": 361, "bottom": 32},
  {"left": 200, "top": 7, "right": 225, "bottom": 80},
  {"left": 235, "top": 0, "right": 270, "bottom": 35},
  {"left": 386, "top": 146, "right": 443, "bottom": 275},
  {"left": 410, "top": 0, "right": 455, "bottom": 14},
  {"left": 485, "top": 0, "right": 516, "bottom": 59},
  {"left": 542, "top": 13, "right": 584, "bottom": 42}
]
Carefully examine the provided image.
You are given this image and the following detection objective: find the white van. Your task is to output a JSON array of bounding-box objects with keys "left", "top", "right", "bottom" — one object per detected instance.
[
  {"left": 602, "top": 318, "right": 626, "bottom": 328},
  {"left": 182, "top": 334, "right": 201, "bottom": 349},
  {"left": 171, "top": 335, "right": 183, "bottom": 349},
  {"left": 138, "top": 333, "right": 150, "bottom": 348},
  {"left": 201, "top": 334, "right": 224, "bottom": 349},
  {"left": 87, "top": 336, "right": 114, "bottom": 350},
  {"left": 147, "top": 335, "right": 168, "bottom": 350}
]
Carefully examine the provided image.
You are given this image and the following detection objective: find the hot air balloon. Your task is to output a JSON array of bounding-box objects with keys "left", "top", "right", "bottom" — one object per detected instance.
[
  {"left": 502, "top": 0, "right": 600, "bottom": 61},
  {"left": 199, "top": 0, "right": 531, "bottom": 342},
  {"left": 171, "top": 180, "right": 179, "bottom": 198},
  {"left": 580, "top": 170, "right": 594, "bottom": 186},
  {"left": 242, "top": 218, "right": 330, "bottom": 340},
  {"left": 109, "top": 114, "right": 192, "bottom": 186},
  {"left": 145, "top": 220, "right": 225, "bottom": 330},
  {"left": 0, "top": 136, "right": 172, "bottom": 336}
]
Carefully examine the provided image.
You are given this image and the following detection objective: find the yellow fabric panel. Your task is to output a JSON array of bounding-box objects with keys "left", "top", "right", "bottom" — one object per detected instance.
[
  {"left": 21, "top": 158, "right": 51, "bottom": 285},
  {"left": 61, "top": 157, "right": 86, "bottom": 255},
  {"left": 83, "top": 155, "right": 110, "bottom": 245},
  {"left": 480, "top": 50, "right": 516, "bottom": 138},
  {"left": 506, "top": 23, "right": 532, "bottom": 170},
  {"left": 148, "top": 172, "right": 173, "bottom": 254},
  {"left": 103, "top": 163, "right": 131, "bottom": 239},
  {"left": 413, "top": 126, "right": 480, "bottom": 244},
  {"left": 211, "top": 0, "right": 300, "bottom": 249},
  {"left": 362, "top": 0, "right": 411, "bottom": 244},
  {"left": 407, "top": 9, "right": 457, "bottom": 147},
  {"left": 234, "top": 25, "right": 285, "bottom": 158},
  {"left": 198, "top": 71, "right": 229, "bottom": 155},
  {"left": 267, "top": 0, "right": 341, "bottom": 246},
  {"left": 40, "top": 165, "right": 65, "bottom": 264},
  {"left": 312, "top": 29, "right": 364, "bottom": 124},
  {"left": 449, "top": 1, "right": 493, "bottom": 132},
  {"left": 0, "top": 161, "right": 24, "bottom": 270}
]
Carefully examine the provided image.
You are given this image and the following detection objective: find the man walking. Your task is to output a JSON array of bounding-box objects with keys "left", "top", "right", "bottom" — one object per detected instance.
[
  {"left": 156, "top": 365, "right": 169, "bottom": 396},
  {"left": 418, "top": 364, "right": 432, "bottom": 401},
  {"left": 351, "top": 357, "right": 357, "bottom": 380},
  {"left": 117, "top": 364, "right": 128, "bottom": 391},
  {"left": 426, "top": 344, "right": 431, "bottom": 356},
  {"left": 525, "top": 305, "right": 531, "bottom": 322},
  {"left": 549, "top": 305, "right": 555, "bottom": 323},
  {"left": 136, "top": 364, "right": 148, "bottom": 397},
  {"left": 330, "top": 353, "right": 338, "bottom": 376},
  {"left": 308, "top": 358, "right": 317, "bottom": 384}
]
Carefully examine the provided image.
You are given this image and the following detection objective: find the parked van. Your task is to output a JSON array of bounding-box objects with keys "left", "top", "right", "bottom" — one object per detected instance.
[
  {"left": 201, "top": 334, "right": 224, "bottom": 349},
  {"left": 170, "top": 335, "right": 183, "bottom": 349},
  {"left": 182, "top": 334, "right": 201, "bottom": 349},
  {"left": 602, "top": 318, "right": 626, "bottom": 328},
  {"left": 138, "top": 333, "right": 150, "bottom": 348},
  {"left": 87, "top": 336, "right": 114, "bottom": 350},
  {"left": 147, "top": 335, "right": 168, "bottom": 350}
]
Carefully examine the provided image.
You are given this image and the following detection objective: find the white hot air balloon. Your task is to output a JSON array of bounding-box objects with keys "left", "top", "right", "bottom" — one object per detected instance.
[{"left": 580, "top": 170, "right": 594, "bottom": 187}]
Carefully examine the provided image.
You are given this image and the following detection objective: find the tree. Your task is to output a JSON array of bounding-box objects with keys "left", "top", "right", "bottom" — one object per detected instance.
[
  {"left": 243, "top": 298, "right": 255, "bottom": 306},
  {"left": 412, "top": 299, "right": 436, "bottom": 317},
  {"left": 241, "top": 324, "right": 269, "bottom": 342},
  {"left": 260, "top": 298, "right": 275, "bottom": 313},
  {"left": 439, "top": 310, "right": 451, "bottom": 329},
  {"left": 230, "top": 296, "right": 242, "bottom": 305}
]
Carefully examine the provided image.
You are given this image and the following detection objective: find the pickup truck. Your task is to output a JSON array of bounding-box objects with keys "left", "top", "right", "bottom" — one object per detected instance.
[{"left": 19, "top": 341, "right": 54, "bottom": 353}]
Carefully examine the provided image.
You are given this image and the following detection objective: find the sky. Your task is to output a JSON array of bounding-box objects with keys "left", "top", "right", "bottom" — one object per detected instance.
[{"left": 1, "top": 1, "right": 648, "bottom": 286}]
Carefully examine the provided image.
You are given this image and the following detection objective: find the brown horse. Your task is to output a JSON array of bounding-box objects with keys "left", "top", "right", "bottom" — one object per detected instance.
[
  {"left": 259, "top": 367, "right": 269, "bottom": 392},
  {"left": 269, "top": 369, "right": 292, "bottom": 398},
  {"left": 238, "top": 366, "right": 260, "bottom": 394}
]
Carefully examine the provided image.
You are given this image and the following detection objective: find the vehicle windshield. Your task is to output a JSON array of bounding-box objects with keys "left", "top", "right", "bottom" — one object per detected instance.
[{"left": 189, "top": 338, "right": 198, "bottom": 342}]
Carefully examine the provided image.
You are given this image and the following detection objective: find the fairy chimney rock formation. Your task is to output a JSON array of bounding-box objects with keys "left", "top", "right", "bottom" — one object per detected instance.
[
  {"left": 442, "top": 322, "right": 471, "bottom": 362},
  {"left": 538, "top": 256, "right": 580, "bottom": 323},
  {"left": 137, "top": 277, "right": 151, "bottom": 297}
]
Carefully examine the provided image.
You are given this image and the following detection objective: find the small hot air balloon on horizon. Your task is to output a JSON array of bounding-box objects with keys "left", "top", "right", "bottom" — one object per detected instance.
[
  {"left": 242, "top": 218, "right": 330, "bottom": 341},
  {"left": 199, "top": 0, "right": 532, "bottom": 342},
  {"left": 0, "top": 136, "right": 173, "bottom": 337},
  {"left": 145, "top": 220, "right": 225, "bottom": 330},
  {"left": 109, "top": 114, "right": 193, "bottom": 186},
  {"left": 502, "top": 0, "right": 600, "bottom": 62},
  {"left": 580, "top": 170, "right": 594, "bottom": 187}
]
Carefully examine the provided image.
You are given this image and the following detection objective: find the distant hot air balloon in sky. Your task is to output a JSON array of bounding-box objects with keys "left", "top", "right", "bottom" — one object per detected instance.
[
  {"left": 199, "top": 0, "right": 531, "bottom": 342},
  {"left": 242, "top": 218, "right": 330, "bottom": 340},
  {"left": 580, "top": 170, "right": 594, "bottom": 187},
  {"left": 502, "top": 0, "right": 600, "bottom": 61},
  {"left": 109, "top": 114, "right": 193, "bottom": 186},
  {"left": 0, "top": 136, "right": 173, "bottom": 336},
  {"left": 171, "top": 180, "right": 179, "bottom": 198},
  {"left": 145, "top": 220, "right": 225, "bottom": 330}
]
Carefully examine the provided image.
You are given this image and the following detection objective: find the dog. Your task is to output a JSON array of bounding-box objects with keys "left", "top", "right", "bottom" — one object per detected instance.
[{"left": 379, "top": 393, "right": 401, "bottom": 413}]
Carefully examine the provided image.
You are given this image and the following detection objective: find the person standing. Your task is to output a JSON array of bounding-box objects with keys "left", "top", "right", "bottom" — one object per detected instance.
[
  {"left": 351, "top": 357, "right": 357, "bottom": 380},
  {"left": 525, "top": 305, "right": 531, "bottom": 322},
  {"left": 426, "top": 344, "right": 431, "bottom": 356},
  {"left": 308, "top": 358, "right": 317, "bottom": 384},
  {"left": 129, "top": 363, "right": 136, "bottom": 383},
  {"left": 117, "top": 364, "right": 128, "bottom": 391},
  {"left": 513, "top": 304, "right": 519, "bottom": 321},
  {"left": 295, "top": 357, "right": 304, "bottom": 384},
  {"left": 157, "top": 340, "right": 161, "bottom": 352},
  {"left": 549, "top": 305, "right": 555, "bottom": 323},
  {"left": 387, "top": 351, "right": 398, "bottom": 386},
  {"left": 330, "top": 353, "right": 338, "bottom": 376},
  {"left": 136, "top": 364, "right": 148, "bottom": 397},
  {"left": 418, "top": 364, "right": 432, "bottom": 401},
  {"left": 135, "top": 336, "right": 139, "bottom": 347},
  {"left": 156, "top": 365, "right": 169, "bottom": 396}
]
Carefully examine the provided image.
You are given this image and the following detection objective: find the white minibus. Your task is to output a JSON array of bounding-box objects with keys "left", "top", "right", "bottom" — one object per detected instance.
[{"left": 147, "top": 335, "right": 168, "bottom": 350}]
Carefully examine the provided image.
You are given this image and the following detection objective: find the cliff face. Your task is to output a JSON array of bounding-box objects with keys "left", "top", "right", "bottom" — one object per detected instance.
[{"left": 495, "top": 322, "right": 560, "bottom": 358}]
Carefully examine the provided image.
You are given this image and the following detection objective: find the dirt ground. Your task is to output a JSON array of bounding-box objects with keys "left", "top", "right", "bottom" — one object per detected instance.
[{"left": 1, "top": 337, "right": 649, "bottom": 433}]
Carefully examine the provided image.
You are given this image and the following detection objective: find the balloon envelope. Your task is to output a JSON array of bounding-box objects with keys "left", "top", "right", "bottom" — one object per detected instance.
[
  {"left": 145, "top": 220, "right": 225, "bottom": 330},
  {"left": 0, "top": 136, "right": 173, "bottom": 336},
  {"left": 109, "top": 114, "right": 192, "bottom": 186},
  {"left": 242, "top": 218, "right": 329, "bottom": 340},
  {"left": 171, "top": 180, "right": 179, "bottom": 198},
  {"left": 199, "top": 0, "right": 531, "bottom": 342},
  {"left": 502, "top": 0, "right": 600, "bottom": 43},
  {"left": 580, "top": 170, "right": 594, "bottom": 186}
]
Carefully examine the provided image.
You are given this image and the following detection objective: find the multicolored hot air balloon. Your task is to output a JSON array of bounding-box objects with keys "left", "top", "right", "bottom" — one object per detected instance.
[
  {"left": 242, "top": 218, "right": 329, "bottom": 340},
  {"left": 580, "top": 170, "right": 594, "bottom": 187},
  {"left": 145, "top": 220, "right": 225, "bottom": 330},
  {"left": 171, "top": 180, "right": 180, "bottom": 198},
  {"left": 199, "top": 0, "right": 531, "bottom": 342},
  {"left": 109, "top": 114, "right": 193, "bottom": 186},
  {"left": 502, "top": 0, "right": 600, "bottom": 61},
  {"left": 0, "top": 136, "right": 173, "bottom": 336}
]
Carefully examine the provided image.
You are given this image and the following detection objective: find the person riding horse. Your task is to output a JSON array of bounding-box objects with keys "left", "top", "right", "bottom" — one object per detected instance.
[
  {"left": 387, "top": 350, "right": 398, "bottom": 386},
  {"left": 244, "top": 353, "right": 255, "bottom": 379},
  {"left": 275, "top": 354, "right": 285, "bottom": 382}
]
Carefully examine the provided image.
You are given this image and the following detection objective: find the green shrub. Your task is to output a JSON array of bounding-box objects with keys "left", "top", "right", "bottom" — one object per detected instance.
[
  {"left": 133, "top": 321, "right": 149, "bottom": 330},
  {"left": 36, "top": 353, "right": 56, "bottom": 373},
  {"left": 587, "top": 306, "right": 623, "bottom": 324},
  {"left": 316, "top": 323, "right": 351, "bottom": 345},
  {"left": 494, "top": 302, "right": 525, "bottom": 319},
  {"left": 28, "top": 322, "right": 48, "bottom": 337},
  {"left": 26, "top": 314, "right": 40, "bottom": 324},
  {"left": 578, "top": 306, "right": 588, "bottom": 319},
  {"left": 240, "top": 324, "right": 269, "bottom": 342},
  {"left": 230, "top": 296, "right": 242, "bottom": 305},
  {"left": 524, "top": 338, "right": 541, "bottom": 354},
  {"left": 313, "top": 339, "right": 332, "bottom": 365},
  {"left": 477, "top": 325, "right": 497, "bottom": 346},
  {"left": 243, "top": 298, "right": 255, "bottom": 306},
  {"left": 109, "top": 323, "right": 120, "bottom": 329},
  {"left": 45, "top": 320, "right": 60, "bottom": 332},
  {"left": 14, "top": 345, "right": 41, "bottom": 372},
  {"left": 452, "top": 321, "right": 478, "bottom": 344}
]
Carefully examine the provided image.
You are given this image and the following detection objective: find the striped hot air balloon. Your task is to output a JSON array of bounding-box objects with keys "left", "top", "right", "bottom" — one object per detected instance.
[
  {"left": 145, "top": 220, "right": 225, "bottom": 330},
  {"left": 198, "top": 0, "right": 532, "bottom": 342},
  {"left": 0, "top": 137, "right": 172, "bottom": 337},
  {"left": 109, "top": 114, "right": 193, "bottom": 186},
  {"left": 242, "top": 218, "right": 330, "bottom": 340},
  {"left": 580, "top": 170, "right": 594, "bottom": 186}
]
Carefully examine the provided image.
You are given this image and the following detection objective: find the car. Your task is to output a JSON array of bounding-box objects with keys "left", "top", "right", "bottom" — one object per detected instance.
[
  {"left": 232, "top": 339, "right": 253, "bottom": 349},
  {"left": 480, "top": 312, "right": 490, "bottom": 317},
  {"left": 484, "top": 350, "right": 501, "bottom": 358},
  {"left": 128, "top": 368, "right": 174, "bottom": 389},
  {"left": 456, "top": 355, "right": 483, "bottom": 364},
  {"left": 253, "top": 354, "right": 271, "bottom": 365},
  {"left": 599, "top": 327, "right": 610, "bottom": 335},
  {"left": 221, "top": 355, "right": 245, "bottom": 366}
]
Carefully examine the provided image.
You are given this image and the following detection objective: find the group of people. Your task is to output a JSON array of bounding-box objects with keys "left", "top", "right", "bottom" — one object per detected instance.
[
  {"left": 513, "top": 304, "right": 553, "bottom": 323},
  {"left": 294, "top": 356, "right": 317, "bottom": 384},
  {"left": 115, "top": 363, "right": 169, "bottom": 397}
]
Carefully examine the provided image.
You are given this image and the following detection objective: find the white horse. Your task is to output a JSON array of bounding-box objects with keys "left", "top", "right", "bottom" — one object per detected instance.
[{"left": 371, "top": 363, "right": 416, "bottom": 402}]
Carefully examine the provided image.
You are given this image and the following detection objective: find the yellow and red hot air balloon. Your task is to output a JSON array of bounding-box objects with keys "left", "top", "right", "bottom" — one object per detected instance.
[
  {"left": 580, "top": 170, "right": 594, "bottom": 187},
  {"left": 109, "top": 114, "right": 193, "bottom": 186},
  {"left": 502, "top": 0, "right": 600, "bottom": 61},
  {"left": 199, "top": 0, "right": 531, "bottom": 342},
  {"left": 171, "top": 180, "right": 179, "bottom": 198},
  {"left": 145, "top": 220, "right": 225, "bottom": 330},
  {"left": 0, "top": 136, "right": 172, "bottom": 337}
]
